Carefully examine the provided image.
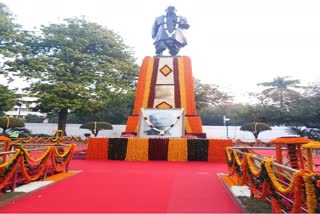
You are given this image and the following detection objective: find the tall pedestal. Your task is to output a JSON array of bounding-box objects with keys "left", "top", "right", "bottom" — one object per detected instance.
[{"left": 124, "top": 56, "right": 205, "bottom": 137}]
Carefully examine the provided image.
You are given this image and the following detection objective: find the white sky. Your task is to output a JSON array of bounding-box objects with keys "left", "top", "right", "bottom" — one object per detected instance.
[{"left": 1, "top": 0, "right": 320, "bottom": 103}]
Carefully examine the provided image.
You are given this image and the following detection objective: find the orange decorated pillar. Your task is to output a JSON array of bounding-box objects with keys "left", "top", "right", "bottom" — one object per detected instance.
[
  {"left": 123, "top": 56, "right": 205, "bottom": 137},
  {"left": 302, "top": 141, "right": 320, "bottom": 172},
  {"left": 269, "top": 137, "right": 311, "bottom": 170}
]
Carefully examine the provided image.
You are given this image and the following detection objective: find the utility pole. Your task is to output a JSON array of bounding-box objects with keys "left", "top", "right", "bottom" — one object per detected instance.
[
  {"left": 17, "top": 95, "right": 23, "bottom": 118},
  {"left": 223, "top": 115, "right": 230, "bottom": 138}
]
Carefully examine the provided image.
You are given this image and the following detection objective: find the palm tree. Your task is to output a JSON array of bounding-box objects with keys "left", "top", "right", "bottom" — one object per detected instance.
[{"left": 257, "top": 76, "right": 301, "bottom": 109}]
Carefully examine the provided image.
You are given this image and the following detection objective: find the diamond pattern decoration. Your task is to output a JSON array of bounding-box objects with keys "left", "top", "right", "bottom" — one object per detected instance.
[
  {"left": 156, "top": 102, "right": 173, "bottom": 109},
  {"left": 159, "top": 65, "right": 172, "bottom": 77}
]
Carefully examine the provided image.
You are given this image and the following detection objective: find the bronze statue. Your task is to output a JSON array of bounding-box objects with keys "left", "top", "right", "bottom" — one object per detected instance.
[{"left": 152, "top": 6, "right": 190, "bottom": 56}]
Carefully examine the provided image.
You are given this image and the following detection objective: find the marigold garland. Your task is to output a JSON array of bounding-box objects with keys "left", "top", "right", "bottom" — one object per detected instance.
[
  {"left": 270, "top": 136, "right": 311, "bottom": 144},
  {"left": 19, "top": 150, "right": 51, "bottom": 182},
  {"left": 182, "top": 57, "right": 197, "bottom": 115},
  {"left": 303, "top": 172, "right": 317, "bottom": 213},
  {"left": 291, "top": 175, "right": 303, "bottom": 213},
  {"left": 247, "top": 177, "right": 270, "bottom": 199},
  {"left": 0, "top": 149, "right": 20, "bottom": 169},
  {"left": 132, "top": 57, "right": 151, "bottom": 114},
  {"left": 226, "top": 147, "right": 320, "bottom": 213},
  {"left": 51, "top": 144, "right": 75, "bottom": 172},
  {"left": 0, "top": 153, "right": 21, "bottom": 190},
  {"left": 208, "top": 139, "right": 232, "bottom": 162},
  {"left": 125, "top": 138, "right": 149, "bottom": 161},
  {"left": 302, "top": 141, "right": 320, "bottom": 149},
  {"left": 271, "top": 197, "right": 282, "bottom": 213},
  {"left": 22, "top": 146, "right": 51, "bottom": 162},
  {"left": 178, "top": 57, "right": 187, "bottom": 113},
  {"left": 86, "top": 137, "right": 108, "bottom": 160},
  {"left": 142, "top": 57, "right": 154, "bottom": 108},
  {"left": 52, "top": 144, "right": 74, "bottom": 158},
  {"left": 246, "top": 153, "right": 262, "bottom": 176},
  {"left": 265, "top": 159, "right": 297, "bottom": 193},
  {"left": 233, "top": 150, "right": 244, "bottom": 166},
  {"left": 167, "top": 138, "right": 187, "bottom": 161}
]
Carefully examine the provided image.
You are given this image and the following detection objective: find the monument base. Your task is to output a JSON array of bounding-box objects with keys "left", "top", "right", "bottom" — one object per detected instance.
[{"left": 124, "top": 56, "right": 205, "bottom": 138}]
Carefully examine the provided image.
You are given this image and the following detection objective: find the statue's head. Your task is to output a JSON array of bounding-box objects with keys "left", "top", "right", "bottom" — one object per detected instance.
[{"left": 165, "top": 6, "right": 177, "bottom": 14}]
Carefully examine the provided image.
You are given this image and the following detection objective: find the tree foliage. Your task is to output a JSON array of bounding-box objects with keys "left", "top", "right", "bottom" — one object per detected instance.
[
  {"left": 286, "top": 83, "right": 320, "bottom": 128},
  {"left": 288, "top": 127, "right": 320, "bottom": 141},
  {"left": 194, "top": 78, "right": 233, "bottom": 110},
  {"left": 25, "top": 114, "right": 45, "bottom": 123},
  {"left": 257, "top": 76, "right": 302, "bottom": 109},
  {"left": 0, "top": 3, "right": 28, "bottom": 82},
  {"left": 6, "top": 17, "right": 139, "bottom": 134},
  {"left": 0, "top": 116, "right": 25, "bottom": 133},
  {"left": 0, "top": 3, "right": 24, "bottom": 57},
  {"left": 0, "top": 84, "right": 17, "bottom": 114}
]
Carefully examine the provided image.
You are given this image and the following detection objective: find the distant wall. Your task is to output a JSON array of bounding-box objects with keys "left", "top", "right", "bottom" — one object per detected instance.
[{"left": 23, "top": 123, "right": 297, "bottom": 141}]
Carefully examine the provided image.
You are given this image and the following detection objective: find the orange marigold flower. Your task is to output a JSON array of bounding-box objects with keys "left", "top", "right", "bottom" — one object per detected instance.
[{"left": 316, "top": 180, "right": 320, "bottom": 188}]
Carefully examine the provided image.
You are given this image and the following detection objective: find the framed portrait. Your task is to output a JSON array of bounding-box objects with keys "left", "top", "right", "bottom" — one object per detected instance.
[{"left": 137, "top": 108, "right": 185, "bottom": 138}]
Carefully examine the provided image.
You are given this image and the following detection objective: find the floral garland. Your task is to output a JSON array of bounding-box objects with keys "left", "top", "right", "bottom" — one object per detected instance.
[
  {"left": 270, "top": 136, "right": 311, "bottom": 144},
  {"left": 225, "top": 147, "right": 236, "bottom": 175},
  {"left": 167, "top": 138, "right": 188, "bottom": 161},
  {"left": 265, "top": 159, "right": 297, "bottom": 193},
  {"left": 303, "top": 173, "right": 317, "bottom": 213},
  {"left": 19, "top": 150, "right": 51, "bottom": 182},
  {"left": 0, "top": 150, "right": 21, "bottom": 189},
  {"left": 125, "top": 138, "right": 149, "bottom": 161},
  {"left": 142, "top": 109, "right": 182, "bottom": 136},
  {"left": 51, "top": 144, "right": 75, "bottom": 172},
  {"left": 22, "top": 146, "right": 51, "bottom": 162},
  {"left": 246, "top": 153, "right": 262, "bottom": 176},
  {"left": 225, "top": 148, "right": 320, "bottom": 213}
]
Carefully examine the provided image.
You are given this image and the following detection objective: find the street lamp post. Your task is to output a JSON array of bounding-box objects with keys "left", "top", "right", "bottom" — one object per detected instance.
[{"left": 223, "top": 115, "right": 230, "bottom": 138}]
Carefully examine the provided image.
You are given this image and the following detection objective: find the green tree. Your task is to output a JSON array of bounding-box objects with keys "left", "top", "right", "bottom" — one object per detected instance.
[
  {"left": 6, "top": 18, "right": 139, "bottom": 135},
  {"left": 235, "top": 104, "right": 287, "bottom": 126},
  {"left": 194, "top": 78, "right": 233, "bottom": 110},
  {"left": 25, "top": 114, "right": 45, "bottom": 123},
  {"left": 0, "top": 84, "right": 17, "bottom": 114},
  {"left": 257, "top": 76, "right": 302, "bottom": 109},
  {"left": 287, "top": 83, "right": 320, "bottom": 128},
  {"left": 0, "top": 3, "right": 28, "bottom": 77}
]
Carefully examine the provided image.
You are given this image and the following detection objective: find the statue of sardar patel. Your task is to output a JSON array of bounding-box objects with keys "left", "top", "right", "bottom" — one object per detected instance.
[{"left": 152, "top": 6, "right": 190, "bottom": 56}]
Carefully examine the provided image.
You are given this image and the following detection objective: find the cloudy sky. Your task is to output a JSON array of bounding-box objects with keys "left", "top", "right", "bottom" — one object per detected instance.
[{"left": 2, "top": 0, "right": 320, "bottom": 103}]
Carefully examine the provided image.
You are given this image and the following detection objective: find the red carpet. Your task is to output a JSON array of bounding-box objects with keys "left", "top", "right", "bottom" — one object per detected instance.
[{"left": 1, "top": 161, "right": 241, "bottom": 213}]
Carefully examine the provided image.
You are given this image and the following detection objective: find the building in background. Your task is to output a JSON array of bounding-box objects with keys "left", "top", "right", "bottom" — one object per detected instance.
[{"left": 5, "top": 96, "right": 47, "bottom": 121}]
